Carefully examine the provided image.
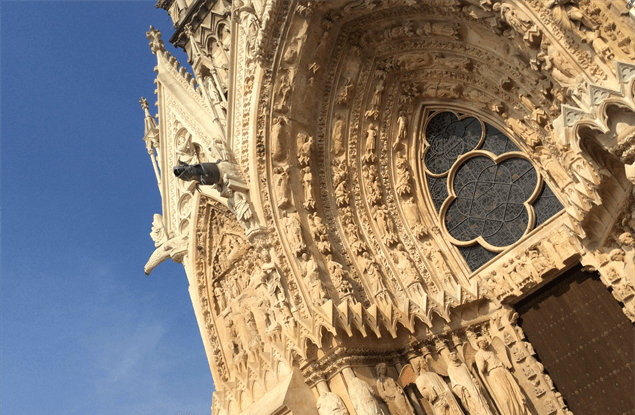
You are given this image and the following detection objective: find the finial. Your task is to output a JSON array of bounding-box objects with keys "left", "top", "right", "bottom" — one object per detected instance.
[
  {"left": 140, "top": 97, "right": 149, "bottom": 111},
  {"left": 146, "top": 25, "right": 165, "bottom": 55}
]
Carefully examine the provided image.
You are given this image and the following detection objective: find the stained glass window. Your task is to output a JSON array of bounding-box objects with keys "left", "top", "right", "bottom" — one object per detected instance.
[{"left": 422, "top": 111, "right": 563, "bottom": 271}]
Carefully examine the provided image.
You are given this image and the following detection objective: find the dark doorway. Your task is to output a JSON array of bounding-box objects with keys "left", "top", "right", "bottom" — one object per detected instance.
[{"left": 515, "top": 264, "right": 634, "bottom": 414}]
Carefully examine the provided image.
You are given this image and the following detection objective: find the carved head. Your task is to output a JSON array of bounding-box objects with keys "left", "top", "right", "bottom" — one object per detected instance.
[
  {"left": 609, "top": 248, "right": 625, "bottom": 262},
  {"left": 375, "top": 363, "right": 387, "bottom": 376},
  {"left": 448, "top": 351, "right": 460, "bottom": 364},
  {"left": 476, "top": 337, "right": 489, "bottom": 349},
  {"left": 173, "top": 160, "right": 221, "bottom": 186},
  {"left": 619, "top": 232, "right": 635, "bottom": 248}
]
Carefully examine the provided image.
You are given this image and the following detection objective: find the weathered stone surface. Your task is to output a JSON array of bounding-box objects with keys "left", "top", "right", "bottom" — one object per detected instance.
[{"left": 142, "top": 1, "right": 635, "bottom": 414}]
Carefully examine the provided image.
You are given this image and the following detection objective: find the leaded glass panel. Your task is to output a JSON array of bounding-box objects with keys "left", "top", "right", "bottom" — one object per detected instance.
[
  {"left": 424, "top": 112, "right": 482, "bottom": 175},
  {"left": 422, "top": 111, "right": 564, "bottom": 272}
]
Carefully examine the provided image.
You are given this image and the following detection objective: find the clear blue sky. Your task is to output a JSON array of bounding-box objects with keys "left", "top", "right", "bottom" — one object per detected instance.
[{"left": 1, "top": 2, "right": 214, "bottom": 414}]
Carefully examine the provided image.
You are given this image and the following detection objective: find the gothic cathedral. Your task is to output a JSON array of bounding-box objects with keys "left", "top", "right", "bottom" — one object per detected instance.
[{"left": 140, "top": 1, "right": 635, "bottom": 414}]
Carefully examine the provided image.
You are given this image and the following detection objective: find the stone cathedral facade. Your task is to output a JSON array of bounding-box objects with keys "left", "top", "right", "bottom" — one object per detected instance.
[{"left": 140, "top": 1, "right": 635, "bottom": 414}]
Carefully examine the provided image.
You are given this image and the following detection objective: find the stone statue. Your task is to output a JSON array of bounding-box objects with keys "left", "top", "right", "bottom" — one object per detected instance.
[
  {"left": 281, "top": 211, "right": 305, "bottom": 256},
  {"left": 244, "top": 310, "right": 262, "bottom": 356},
  {"left": 376, "top": 363, "right": 415, "bottom": 415},
  {"left": 271, "top": 117, "right": 288, "bottom": 162},
  {"left": 348, "top": 375, "right": 385, "bottom": 415},
  {"left": 475, "top": 338, "right": 529, "bottom": 415},
  {"left": 214, "top": 281, "right": 227, "bottom": 312},
  {"left": 374, "top": 205, "right": 399, "bottom": 246},
  {"left": 317, "top": 390, "right": 350, "bottom": 415},
  {"left": 394, "top": 111, "right": 408, "bottom": 149},
  {"left": 361, "top": 252, "right": 391, "bottom": 306},
  {"left": 274, "top": 165, "right": 291, "bottom": 208},
  {"left": 414, "top": 358, "right": 465, "bottom": 415},
  {"left": 362, "top": 123, "right": 378, "bottom": 163},
  {"left": 226, "top": 189, "right": 255, "bottom": 232},
  {"left": 446, "top": 351, "right": 494, "bottom": 415},
  {"left": 395, "top": 151, "right": 412, "bottom": 196},
  {"left": 332, "top": 113, "right": 345, "bottom": 156},
  {"left": 303, "top": 253, "right": 328, "bottom": 306},
  {"left": 302, "top": 166, "right": 316, "bottom": 210},
  {"left": 297, "top": 133, "right": 313, "bottom": 167}
]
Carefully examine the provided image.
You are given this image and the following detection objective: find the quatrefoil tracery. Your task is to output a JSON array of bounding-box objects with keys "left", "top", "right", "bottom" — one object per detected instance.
[{"left": 422, "top": 111, "right": 544, "bottom": 253}]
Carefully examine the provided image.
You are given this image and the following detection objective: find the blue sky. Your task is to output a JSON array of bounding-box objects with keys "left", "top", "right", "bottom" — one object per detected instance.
[{"left": 1, "top": 2, "right": 214, "bottom": 414}]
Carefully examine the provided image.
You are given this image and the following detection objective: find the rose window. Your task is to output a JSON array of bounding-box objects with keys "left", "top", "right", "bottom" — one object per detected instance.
[{"left": 421, "top": 111, "right": 564, "bottom": 271}]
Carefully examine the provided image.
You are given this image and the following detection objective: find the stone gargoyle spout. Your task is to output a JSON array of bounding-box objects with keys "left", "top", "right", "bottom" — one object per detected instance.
[{"left": 173, "top": 160, "right": 242, "bottom": 192}]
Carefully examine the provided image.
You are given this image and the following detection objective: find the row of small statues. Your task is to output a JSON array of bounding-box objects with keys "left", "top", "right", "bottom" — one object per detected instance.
[{"left": 318, "top": 339, "right": 531, "bottom": 415}]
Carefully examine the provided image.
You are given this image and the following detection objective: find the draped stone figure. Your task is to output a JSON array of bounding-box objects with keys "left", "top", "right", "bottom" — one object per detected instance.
[
  {"left": 271, "top": 117, "right": 288, "bottom": 162},
  {"left": 274, "top": 165, "right": 291, "bottom": 208},
  {"left": 475, "top": 338, "right": 529, "bottom": 415},
  {"left": 348, "top": 375, "right": 385, "bottom": 415},
  {"left": 446, "top": 351, "right": 494, "bottom": 415},
  {"left": 394, "top": 111, "right": 407, "bottom": 149},
  {"left": 281, "top": 211, "right": 306, "bottom": 256},
  {"left": 317, "top": 390, "right": 350, "bottom": 415},
  {"left": 376, "top": 363, "right": 414, "bottom": 415},
  {"left": 414, "top": 358, "right": 465, "bottom": 415},
  {"left": 332, "top": 113, "right": 345, "bottom": 156}
]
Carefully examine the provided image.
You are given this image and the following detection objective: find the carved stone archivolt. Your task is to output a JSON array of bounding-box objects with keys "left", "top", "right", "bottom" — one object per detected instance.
[{"left": 144, "top": 0, "right": 635, "bottom": 414}]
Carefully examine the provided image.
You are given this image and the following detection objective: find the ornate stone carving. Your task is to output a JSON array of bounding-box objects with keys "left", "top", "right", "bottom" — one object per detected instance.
[
  {"left": 376, "top": 363, "right": 414, "bottom": 415},
  {"left": 447, "top": 351, "right": 494, "bottom": 415},
  {"left": 475, "top": 338, "right": 530, "bottom": 415},
  {"left": 347, "top": 375, "right": 384, "bottom": 415},
  {"left": 414, "top": 357, "right": 465, "bottom": 415},
  {"left": 317, "top": 390, "right": 350, "bottom": 415}
]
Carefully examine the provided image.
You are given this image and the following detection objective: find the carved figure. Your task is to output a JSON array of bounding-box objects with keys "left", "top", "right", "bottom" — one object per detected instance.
[
  {"left": 395, "top": 151, "right": 412, "bottom": 196},
  {"left": 475, "top": 338, "right": 529, "bottom": 415},
  {"left": 363, "top": 123, "right": 378, "bottom": 163},
  {"left": 303, "top": 253, "right": 328, "bottom": 306},
  {"left": 537, "top": 39, "right": 580, "bottom": 89},
  {"left": 333, "top": 160, "right": 350, "bottom": 207},
  {"left": 348, "top": 375, "right": 385, "bottom": 415},
  {"left": 226, "top": 189, "right": 255, "bottom": 231},
  {"left": 317, "top": 390, "right": 350, "bottom": 415},
  {"left": 176, "top": 132, "right": 198, "bottom": 164},
  {"left": 226, "top": 319, "right": 248, "bottom": 372},
  {"left": 347, "top": 223, "right": 368, "bottom": 255},
  {"left": 214, "top": 282, "right": 227, "bottom": 312},
  {"left": 327, "top": 254, "right": 355, "bottom": 302},
  {"left": 364, "top": 165, "right": 383, "bottom": 205},
  {"left": 245, "top": 310, "right": 262, "bottom": 354},
  {"left": 271, "top": 117, "right": 288, "bottom": 162},
  {"left": 297, "top": 133, "right": 313, "bottom": 167},
  {"left": 274, "top": 166, "right": 291, "bottom": 208},
  {"left": 281, "top": 211, "right": 306, "bottom": 256},
  {"left": 499, "top": 4, "right": 540, "bottom": 45},
  {"left": 425, "top": 241, "right": 455, "bottom": 287},
  {"left": 361, "top": 252, "right": 390, "bottom": 306},
  {"left": 338, "top": 78, "right": 355, "bottom": 106},
  {"left": 402, "top": 198, "right": 427, "bottom": 239},
  {"left": 173, "top": 160, "right": 241, "bottom": 192},
  {"left": 418, "top": 21, "right": 460, "bottom": 39},
  {"left": 414, "top": 358, "right": 465, "bottom": 415},
  {"left": 374, "top": 205, "right": 399, "bottom": 246},
  {"left": 447, "top": 352, "right": 495, "bottom": 415},
  {"left": 394, "top": 111, "right": 408, "bottom": 149},
  {"left": 376, "top": 363, "right": 415, "bottom": 415},
  {"left": 302, "top": 166, "right": 316, "bottom": 211},
  {"left": 526, "top": 245, "right": 553, "bottom": 274},
  {"left": 545, "top": 0, "right": 598, "bottom": 32},
  {"left": 308, "top": 213, "right": 332, "bottom": 254},
  {"left": 332, "top": 113, "right": 346, "bottom": 156},
  {"left": 393, "top": 244, "right": 426, "bottom": 306}
]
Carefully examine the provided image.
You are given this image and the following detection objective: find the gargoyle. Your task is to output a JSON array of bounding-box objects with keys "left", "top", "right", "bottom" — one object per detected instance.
[
  {"left": 144, "top": 233, "right": 188, "bottom": 275},
  {"left": 173, "top": 159, "right": 243, "bottom": 191}
]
